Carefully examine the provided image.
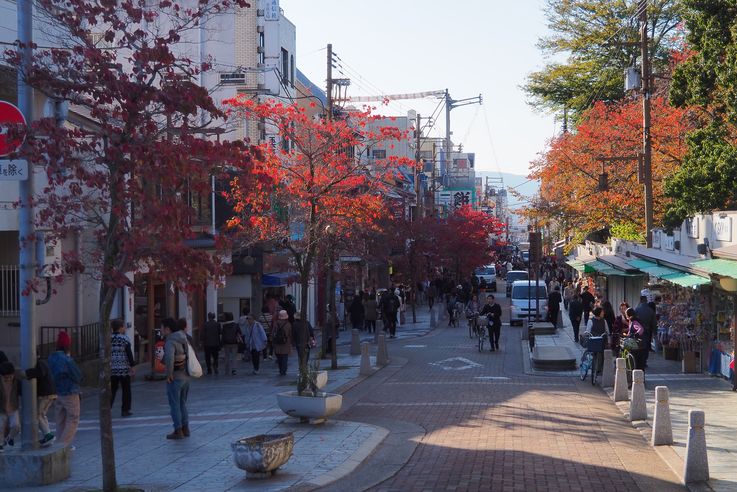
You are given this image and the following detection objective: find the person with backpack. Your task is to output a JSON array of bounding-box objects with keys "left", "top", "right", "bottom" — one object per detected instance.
[
  {"left": 272, "top": 310, "right": 292, "bottom": 376},
  {"left": 162, "top": 317, "right": 190, "bottom": 440},
  {"left": 48, "top": 331, "right": 82, "bottom": 449},
  {"left": 220, "top": 315, "right": 241, "bottom": 376}
]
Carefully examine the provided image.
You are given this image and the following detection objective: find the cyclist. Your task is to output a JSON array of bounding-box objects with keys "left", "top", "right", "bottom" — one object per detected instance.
[
  {"left": 584, "top": 306, "right": 609, "bottom": 373},
  {"left": 465, "top": 294, "right": 480, "bottom": 336},
  {"left": 479, "top": 294, "right": 502, "bottom": 351}
]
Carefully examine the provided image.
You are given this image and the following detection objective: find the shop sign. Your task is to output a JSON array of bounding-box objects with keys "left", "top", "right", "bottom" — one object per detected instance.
[
  {"left": 662, "top": 234, "right": 675, "bottom": 251},
  {"left": 714, "top": 215, "right": 732, "bottom": 242},
  {"left": 686, "top": 218, "right": 699, "bottom": 239},
  {"left": 652, "top": 230, "right": 661, "bottom": 249},
  {"left": 264, "top": 0, "right": 280, "bottom": 20}
]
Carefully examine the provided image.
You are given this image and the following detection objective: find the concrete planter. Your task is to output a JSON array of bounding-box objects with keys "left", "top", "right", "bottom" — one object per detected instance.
[
  {"left": 276, "top": 391, "right": 343, "bottom": 424},
  {"left": 231, "top": 433, "right": 293, "bottom": 479},
  {"left": 315, "top": 370, "right": 328, "bottom": 390}
]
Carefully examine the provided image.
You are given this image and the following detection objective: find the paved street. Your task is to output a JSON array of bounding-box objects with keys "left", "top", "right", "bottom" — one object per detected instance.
[{"left": 324, "top": 292, "right": 685, "bottom": 492}]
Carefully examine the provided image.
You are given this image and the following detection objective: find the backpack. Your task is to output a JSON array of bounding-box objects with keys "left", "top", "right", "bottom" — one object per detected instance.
[{"left": 274, "top": 322, "right": 288, "bottom": 345}]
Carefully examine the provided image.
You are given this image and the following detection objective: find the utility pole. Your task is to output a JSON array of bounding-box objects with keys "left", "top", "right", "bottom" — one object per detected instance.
[
  {"left": 414, "top": 112, "right": 422, "bottom": 220},
  {"left": 639, "top": 0, "right": 654, "bottom": 247},
  {"left": 443, "top": 89, "right": 482, "bottom": 185},
  {"left": 17, "top": 0, "right": 39, "bottom": 449},
  {"left": 326, "top": 43, "right": 333, "bottom": 120}
]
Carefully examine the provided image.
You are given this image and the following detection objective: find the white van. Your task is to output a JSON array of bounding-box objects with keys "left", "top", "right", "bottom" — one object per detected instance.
[
  {"left": 474, "top": 265, "right": 497, "bottom": 291},
  {"left": 509, "top": 280, "right": 548, "bottom": 326}
]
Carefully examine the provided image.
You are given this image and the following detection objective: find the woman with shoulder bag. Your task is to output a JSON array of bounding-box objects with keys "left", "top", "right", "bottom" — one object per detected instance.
[{"left": 625, "top": 307, "right": 647, "bottom": 370}]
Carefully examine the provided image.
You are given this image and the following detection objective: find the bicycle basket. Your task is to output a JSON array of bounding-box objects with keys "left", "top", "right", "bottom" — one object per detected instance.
[
  {"left": 587, "top": 336, "right": 605, "bottom": 352},
  {"left": 621, "top": 338, "right": 641, "bottom": 351},
  {"left": 477, "top": 315, "right": 488, "bottom": 326}
]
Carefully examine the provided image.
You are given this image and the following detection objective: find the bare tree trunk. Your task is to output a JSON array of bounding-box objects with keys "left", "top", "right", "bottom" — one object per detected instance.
[{"left": 98, "top": 284, "right": 117, "bottom": 492}]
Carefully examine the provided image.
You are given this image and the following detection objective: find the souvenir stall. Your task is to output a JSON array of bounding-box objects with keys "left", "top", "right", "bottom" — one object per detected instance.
[
  {"left": 655, "top": 284, "right": 712, "bottom": 372},
  {"left": 707, "top": 288, "right": 735, "bottom": 380}
]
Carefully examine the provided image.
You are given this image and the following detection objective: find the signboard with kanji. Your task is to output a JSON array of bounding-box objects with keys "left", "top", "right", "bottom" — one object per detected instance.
[
  {"left": 264, "top": 0, "right": 280, "bottom": 20},
  {"left": 0, "top": 159, "right": 28, "bottom": 181}
]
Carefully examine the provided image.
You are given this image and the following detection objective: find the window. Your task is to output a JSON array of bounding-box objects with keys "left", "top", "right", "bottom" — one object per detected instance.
[
  {"left": 372, "top": 149, "right": 386, "bottom": 159},
  {"left": 281, "top": 48, "right": 289, "bottom": 85},
  {"left": 258, "top": 32, "right": 265, "bottom": 65},
  {"left": 290, "top": 54, "right": 294, "bottom": 87}
]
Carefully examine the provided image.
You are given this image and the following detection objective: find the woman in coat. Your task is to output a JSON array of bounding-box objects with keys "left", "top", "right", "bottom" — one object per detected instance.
[
  {"left": 363, "top": 291, "right": 379, "bottom": 333},
  {"left": 272, "top": 310, "right": 292, "bottom": 376}
]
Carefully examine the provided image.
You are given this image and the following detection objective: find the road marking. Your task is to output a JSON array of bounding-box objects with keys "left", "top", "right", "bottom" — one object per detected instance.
[
  {"left": 78, "top": 408, "right": 273, "bottom": 425},
  {"left": 355, "top": 402, "right": 491, "bottom": 407},
  {"left": 429, "top": 357, "right": 482, "bottom": 371},
  {"left": 404, "top": 344, "right": 427, "bottom": 348},
  {"left": 474, "top": 376, "right": 510, "bottom": 380}
]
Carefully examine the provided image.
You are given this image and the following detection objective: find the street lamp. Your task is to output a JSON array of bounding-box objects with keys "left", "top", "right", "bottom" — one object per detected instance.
[{"left": 323, "top": 224, "right": 339, "bottom": 369}]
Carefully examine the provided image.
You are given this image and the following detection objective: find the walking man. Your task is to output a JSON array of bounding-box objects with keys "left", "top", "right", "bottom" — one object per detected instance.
[
  {"left": 272, "top": 310, "right": 292, "bottom": 376},
  {"left": 580, "top": 286, "right": 595, "bottom": 325},
  {"left": 635, "top": 294, "right": 656, "bottom": 367},
  {"left": 480, "top": 294, "right": 502, "bottom": 351},
  {"left": 380, "top": 289, "right": 400, "bottom": 338},
  {"left": 241, "top": 311, "right": 267, "bottom": 374},
  {"left": 568, "top": 294, "right": 584, "bottom": 344},
  {"left": 547, "top": 286, "right": 562, "bottom": 328},
  {"left": 221, "top": 316, "right": 240, "bottom": 375},
  {"left": 162, "top": 317, "right": 190, "bottom": 439},
  {"left": 110, "top": 319, "right": 134, "bottom": 417},
  {"left": 48, "top": 331, "right": 82, "bottom": 449},
  {"left": 200, "top": 312, "right": 221, "bottom": 375}
]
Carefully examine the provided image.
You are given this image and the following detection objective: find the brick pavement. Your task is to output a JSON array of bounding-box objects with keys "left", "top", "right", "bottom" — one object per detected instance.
[{"left": 325, "top": 299, "right": 684, "bottom": 492}]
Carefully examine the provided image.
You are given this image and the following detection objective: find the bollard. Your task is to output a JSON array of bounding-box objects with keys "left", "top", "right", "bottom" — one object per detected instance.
[
  {"left": 601, "top": 349, "right": 614, "bottom": 387},
  {"left": 374, "top": 321, "right": 383, "bottom": 343},
  {"left": 376, "top": 334, "right": 389, "bottom": 366},
  {"left": 614, "top": 358, "right": 628, "bottom": 402},
  {"left": 652, "top": 386, "right": 673, "bottom": 446},
  {"left": 350, "top": 329, "right": 361, "bottom": 356},
  {"left": 430, "top": 307, "right": 437, "bottom": 328},
  {"left": 521, "top": 321, "right": 529, "bottom": 341},
  {"left": 629, "top": 369, "right": 647, "bottom": 421},
  {"left": 359, "top": 342, "right": 372, "bottom": 376},
  {"left": 684, "top": 410, "right": 709, "bottom": 484}
]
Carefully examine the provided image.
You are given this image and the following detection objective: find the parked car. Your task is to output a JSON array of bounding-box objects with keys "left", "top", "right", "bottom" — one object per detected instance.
[
  {"left": 505, "top": 270, "right": 529, "bottom": 297},
  {"left": 509, "top": 280, "right": 548, "bottom": 326},
  {"left": 474, "top": 265, "right": 497, "bottom": 292}
]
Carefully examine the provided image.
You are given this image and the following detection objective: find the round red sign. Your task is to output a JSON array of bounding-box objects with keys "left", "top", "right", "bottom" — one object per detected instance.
[{"left": 0, "top": 101, "right": 27, "bottom": 157}]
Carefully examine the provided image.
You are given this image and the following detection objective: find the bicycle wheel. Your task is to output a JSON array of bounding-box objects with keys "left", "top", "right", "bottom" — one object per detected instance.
[
  {"left": 579, "top": 351, "right": 592, "bottom": 381},
  {"left": 625, "top": 352, "right": 636, "bottom": 387},
  {"left": 478, "top": 332, "right": 485, "bottom": 352},
  {"left": 469, "top": 318, "right": 475, "bottom": 338}
]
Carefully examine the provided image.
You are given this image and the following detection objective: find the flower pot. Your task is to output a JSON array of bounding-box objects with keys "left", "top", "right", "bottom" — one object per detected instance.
[
  {"left": 315, "top": 370, "right": 328, "bottom": 390},
  {"left": 231, "top": 433, "right": 293, "bottom": 479},
  {"left": 276, "top": 391, "right": 343, "bottom": 424}
]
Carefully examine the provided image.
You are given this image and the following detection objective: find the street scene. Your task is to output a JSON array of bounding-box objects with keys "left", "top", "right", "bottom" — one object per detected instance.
[{"left": 2, "top": 0, "right": 737, "bottom": 491}]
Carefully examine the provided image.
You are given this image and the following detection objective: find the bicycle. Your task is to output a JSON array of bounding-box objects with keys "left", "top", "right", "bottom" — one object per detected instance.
[
  {"left": 467, "top": 312, "right": 478, "bottom": 338},
  {"left": 475, "top": 316, "right": 489, "bottom": 352},
  {"left": 579, "top": 335, "right": 605, "bottom": 385},
  {"left": 619, "top": 339, "right": 639, "bottom": 387},
  {"left": 451, "top": 303, "right": 462, "bottom": 328}
]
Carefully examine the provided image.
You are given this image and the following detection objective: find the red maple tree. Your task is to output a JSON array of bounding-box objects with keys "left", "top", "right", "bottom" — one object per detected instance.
[{"left": 6, "top": 1, "right": 251, "bottom": 489}]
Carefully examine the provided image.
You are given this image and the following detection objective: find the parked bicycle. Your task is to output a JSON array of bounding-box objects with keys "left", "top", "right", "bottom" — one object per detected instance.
[
  {"left": 619, "top": 338, "right": 640, "bottom": 387},
  {"left": 475, "top": 315, "right": 489, "bottom": 352}
]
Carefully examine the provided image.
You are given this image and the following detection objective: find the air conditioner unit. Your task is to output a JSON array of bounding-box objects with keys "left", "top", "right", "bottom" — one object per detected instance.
[{"left": 219, "top": 72, "right": 246, "bottom": 85}]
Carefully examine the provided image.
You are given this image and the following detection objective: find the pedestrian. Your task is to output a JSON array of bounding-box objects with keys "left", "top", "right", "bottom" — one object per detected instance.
[
  {"left": 24, "top": 356, "right": 57, "bottom": 446},
  {"left": 259, "top": 304, "right": 274, "bottom": 360},
  {"left": 580, "top": 286, "right": 595, "bottom": 325},
  {"left": 281, "top": 294, "right": 297, "bottom": 323},
  {"left": 200, "top": 312, "right": 221, "bottom": 375},
  {"left": 48, "top": 331, "right": 82, "bottom": 449},
  {"left": 480, "top": 294, "right": 502, "bottom": 351},
  {"left": 349, "top": 292, "right": 365, "bottom": 331},
  {"left": 272, "top": 310, "right": 292, "bottom": 376},
  {"left": 220, "top": 315, "right": 241, "bottom": 375},
  {"left": 380, "top": 288, "right": 399, "bottom": 338},
  {"left": 635, "top": 294, "right": 656, "bottom": 367},
  {"left": 0, "top": 361, "right": 21, "bottom": 452},
  {"left": 242, "top": 311, "right": 267, "bottom": 375},
  {"left": 427, "top": 282, "right": 436, "bottom": 309},
  {"left": 292, "top": 311, "right": 315, "bottom": 365},
  {"left": 396, "top": 288, "right": 405, "bottom": 327},
  {"left": 601, "top": 301, "right": 616, "bottom": 344},
  {"left": 547, "top": 286, "right": 562, "bottom": 328},
  {"left": 585, "top": 306, "right": 609, "bottom": 337},
  {"left": 162, "top": 317, "right": 190, "bottom": 439},
  {"left": 363, "top": 290, "right": 378, "bottom": 333},
  {"left": 568, "top": 294, "right": 584, "bottom": 344},
  {"left": 611, "top": 301, "right": 630, "bottom": 357},
  {"left": 237, "top": 308, "right": 250, "bottom": 361},
  {"left": 563, "top": 281, "right": 574, "bottom": 310},
  {"left": 625, "top": 308, "right": 647, "bottom": 370},
  {"left": 110, "top": 319, "right": 134, "bottom": 417}
]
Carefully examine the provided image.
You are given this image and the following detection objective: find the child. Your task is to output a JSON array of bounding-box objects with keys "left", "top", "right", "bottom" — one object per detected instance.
[
  {"left": 25, "top": 357, "right": 57, "bottom": 446},
  {"left": 0, "top": 361, "right": 21, "bottom": 452}
]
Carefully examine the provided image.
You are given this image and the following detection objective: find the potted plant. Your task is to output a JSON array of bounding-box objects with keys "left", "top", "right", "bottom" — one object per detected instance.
[{"left": 276, "top": 359, "right": 342, "bottom": 424}]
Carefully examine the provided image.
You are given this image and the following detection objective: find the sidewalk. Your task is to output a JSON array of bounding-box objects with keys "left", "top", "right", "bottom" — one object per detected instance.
[
  {"left": 541, "top": 305, "right": 737, "bottom": 491},
  {"left": 11, "top": 327, "right": 428, "bottom": 491}
]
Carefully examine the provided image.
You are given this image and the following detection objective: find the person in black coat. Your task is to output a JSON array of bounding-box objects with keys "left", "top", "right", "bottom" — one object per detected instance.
[
  {"left": 568, "top": 294, "right": 584, "bottom": 344},
  {"left": 635, "top": 295, "right": 656, "bottom": 366},
  {"left": 547, "top": 286, "right": 563, "bottom": 328},
  {"left": 480, "top": 295, "right": 503, "bottom": 351},
  {"left": 580, "top": 286, "right": 595, "bottom": 325},
  {"left": 349, "top": 292, "right": 365, "bottom": 331}
]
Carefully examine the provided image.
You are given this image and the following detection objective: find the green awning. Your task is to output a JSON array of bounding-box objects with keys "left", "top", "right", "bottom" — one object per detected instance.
[
  {"left": 627, "top": 259, "right": 680, "bottom": 278},
  {"left": 693, "top": 258, "right": 737, "bottom": 280},
  {"left": 588, "top": 260, "right": 622, "bottom": 276},
  {"left": 566, "top": 259, "right": 596, "bottom": 273},
  {"left": 627, "top": 259, "right": 657, "bottom": 270},
  {"left": 661, "top": 272, "right": 711, "bottom": 287}
]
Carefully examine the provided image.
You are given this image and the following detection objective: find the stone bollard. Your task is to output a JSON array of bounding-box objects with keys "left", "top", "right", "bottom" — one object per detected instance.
[
  {"left": 430, "top": 306, "right": 437, "bottom": 328},
  {"left": 629, "top": 369, "right": 647, "bottom": 421},
  {"left": 652, "top": 386, "right": 673, "bottom": 446},
  {"left": 614, "top": 358, "right": 629, "bottom": 402},
  {"left": 601, "top": 349, "right": 614, "bottom": 387},
  {"left": 684, "top": 410, "right": 709, "bottom": 483},
  {"left": 359, "top": 342, "right": 372, "bottom": 376},
  {"left": 376, "top": 334, "right": 389, "bottom": 366},
  {"left": 350, "top": 329, "right": 361, "bottom": 356}
]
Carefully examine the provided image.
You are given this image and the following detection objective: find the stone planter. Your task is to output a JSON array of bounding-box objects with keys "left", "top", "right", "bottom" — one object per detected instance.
[
  {"left": 682, "top": 350, "right": 700, "bottom": 374},
  {"left": 231, "top": 433, "right": 293, "bottom": 479},
  {"left": 315, "top": 370, "right": 328, "bottom": 390},
  {"left": 276, "top": 391, "right": 343, "bottom": 424}
]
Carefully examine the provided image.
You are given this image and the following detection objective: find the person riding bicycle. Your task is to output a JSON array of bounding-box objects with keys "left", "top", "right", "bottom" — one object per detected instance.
[
  {"left": 479, "top": 294, "right": 502, "bottom": 351},
  {"left": 465, "top": 295, "right": 480, "bottom": 319},
  {"left": 584, "top": 306, "right": 609, "bottom": 374},
  {"left": 624, "top": 307, "right": 647, "bottom": 370}
]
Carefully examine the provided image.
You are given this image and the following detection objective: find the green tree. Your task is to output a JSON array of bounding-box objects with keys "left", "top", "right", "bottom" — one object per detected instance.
[
  {"left": 524, "top": 0, "right": 681, "bottom": 118},
  {"left": 666, "top": 1, "right": 737, "bottom": 227}
]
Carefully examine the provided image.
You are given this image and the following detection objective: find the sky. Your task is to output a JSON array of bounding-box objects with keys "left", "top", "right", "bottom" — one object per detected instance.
[{"left": 280, "top": 0, "right": 559, "bottom": 179}]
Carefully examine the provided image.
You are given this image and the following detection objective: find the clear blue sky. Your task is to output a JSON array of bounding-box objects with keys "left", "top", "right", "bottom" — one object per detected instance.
[{"left": 280, "top": 0, "right": 558, "bottom": 178}]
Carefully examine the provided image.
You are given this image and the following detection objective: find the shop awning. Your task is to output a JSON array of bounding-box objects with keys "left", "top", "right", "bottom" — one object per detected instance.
[
  {"left": 566, "top": 259, "right": 596, "bottom": 273},
  {"left": 588, "top": 260, "right": 622, "bottom": 275},
  {"left": 660, "top": 271, "right": 711, "bottom": 288},
  {"left": 262, "top": 272, "right": 299, "bottom": 287},
  {"left": 597, "top": 255, "right": 643, "bottom": 275},
  {"left": 627, "top": 259, "right": 680, "bottom": 277},
  {"left": 692, "top": 258, "right": 737, "bottom": 279}
]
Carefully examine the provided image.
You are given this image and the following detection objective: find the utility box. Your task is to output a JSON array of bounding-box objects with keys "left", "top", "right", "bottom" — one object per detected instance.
[{"left": 625, "top": 67, "right": 641, "bottom": 91}]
